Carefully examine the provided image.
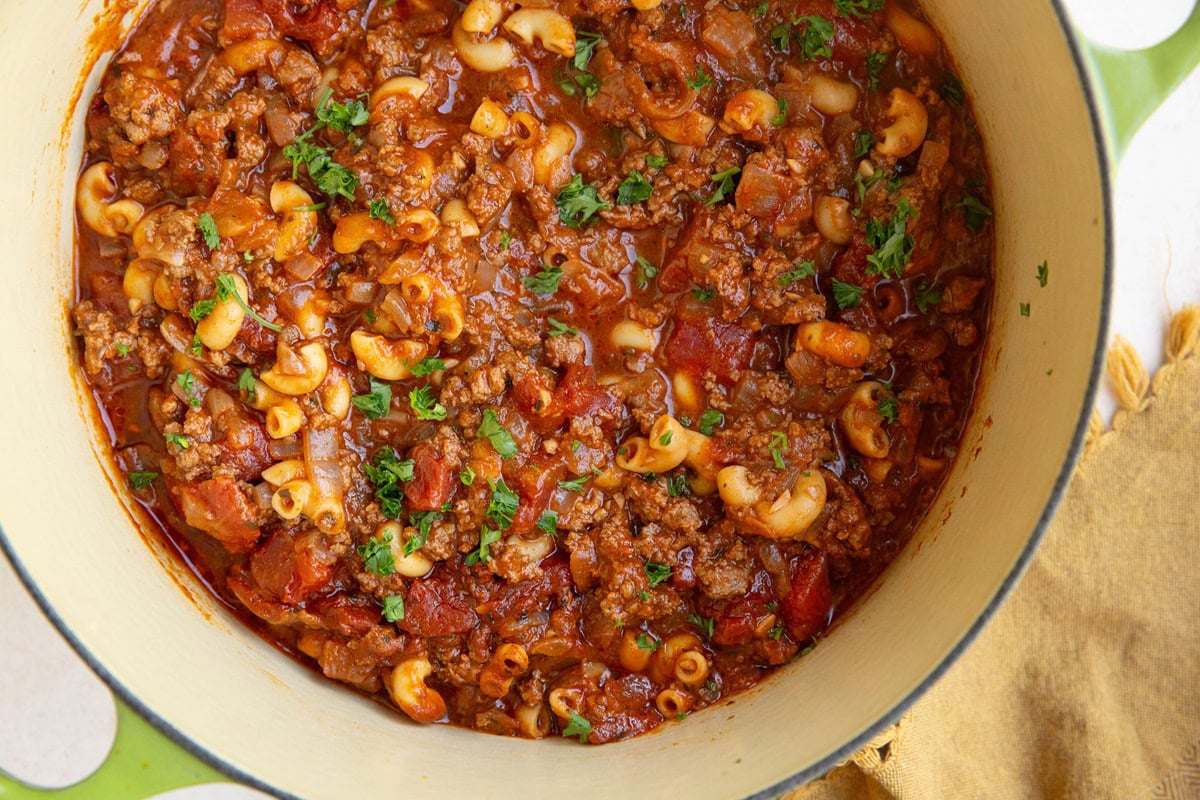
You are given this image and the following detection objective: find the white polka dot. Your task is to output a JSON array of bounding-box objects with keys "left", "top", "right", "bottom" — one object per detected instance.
[
  {"left": 0, "top": 554, "right": 117, "bottom": 789},
  {"left": 1060, "top": 0, "right": 1194, "bottom": 51}
]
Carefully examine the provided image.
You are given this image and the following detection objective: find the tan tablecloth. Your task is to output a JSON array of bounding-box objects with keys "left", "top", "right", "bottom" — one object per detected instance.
[{"left": 787, "top": 307, "right": 1200, "bottom": 800}]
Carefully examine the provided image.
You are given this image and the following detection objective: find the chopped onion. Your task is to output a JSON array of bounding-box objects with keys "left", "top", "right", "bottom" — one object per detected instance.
[
  {"left": 285, "top": 252, "right": 324, "bottom": 281},
  {"left": 345, "top": 279, "right": 378, "bottom": 304},
  {"left": 304, "top": 426, "right": 340, "bottom": 463},
  {"left": 268, "top": 437, "right": 302, "bottom": 459},
  {"left": 251, "top": 481, "right": 275, "bottom": 510}
]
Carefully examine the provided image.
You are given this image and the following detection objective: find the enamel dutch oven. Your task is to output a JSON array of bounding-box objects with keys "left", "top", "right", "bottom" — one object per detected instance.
[{"left": 1, "top": 2, "right": 1195, "bottom": 798}]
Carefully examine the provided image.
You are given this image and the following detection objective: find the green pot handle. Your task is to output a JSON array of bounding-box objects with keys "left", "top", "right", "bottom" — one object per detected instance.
[
  {"left": 1080, "top": 3, "right": 1200, "bottom": 161},
  {"left": 0, "top": 701, "right": 223, "bottom": 799}
]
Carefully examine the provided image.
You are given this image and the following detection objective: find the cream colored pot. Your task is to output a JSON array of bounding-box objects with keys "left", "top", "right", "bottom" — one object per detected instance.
[{"left": 0, "top": 2, "right": 1113, "bottom": 798}]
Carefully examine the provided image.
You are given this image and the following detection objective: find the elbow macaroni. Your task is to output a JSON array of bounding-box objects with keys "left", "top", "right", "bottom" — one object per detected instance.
[
  {"left": 261, "top": 342, "right": 330, "bottom": 396},
  {"left": 387, "top": 658, "right": 447, "bottom": 724},
  {"left": 196, "top": 274, "right": 248, "bottom": 352},
  {"left": 876, "top": 88, "right": 929, "bottom": 159},
  {"left": 350, "top": 331, "right": 428, "bottom": 381},
  {"left": 78, "top": 162, "right": 144, "bottom": 238}
]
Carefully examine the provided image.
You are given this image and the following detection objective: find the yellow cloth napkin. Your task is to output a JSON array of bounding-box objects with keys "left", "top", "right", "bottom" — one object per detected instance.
[{"left": 787, "top": 307, "right": 1200, "bottom": 800}]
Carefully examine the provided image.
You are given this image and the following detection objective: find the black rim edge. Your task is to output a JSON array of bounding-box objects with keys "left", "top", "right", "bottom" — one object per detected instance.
[
  {"left": 0, "top": 2, "right": 1114, "bottom": 798},
  {"left": 744, "top": 1, "right": 1115, "bottom": 796}
]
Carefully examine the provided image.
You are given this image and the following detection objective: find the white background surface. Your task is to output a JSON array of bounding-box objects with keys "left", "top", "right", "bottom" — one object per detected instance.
[{"left": 1, "top": 2, "right": 1197, "bottom": 797}]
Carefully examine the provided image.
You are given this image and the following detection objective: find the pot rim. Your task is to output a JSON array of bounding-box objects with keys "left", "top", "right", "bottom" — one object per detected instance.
[{"left": 0, "top": 0, "right": 1114, "bottom": 796}]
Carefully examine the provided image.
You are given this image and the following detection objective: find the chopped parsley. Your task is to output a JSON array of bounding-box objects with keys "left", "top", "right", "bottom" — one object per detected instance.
[
  {"left": 460, "top": 466, "right": 476, "bottom": 486},
  {"left": 768, "top": 625, "right": 785, "bottom": 640},
  {"left": 381, "top": 595, "right": 405, "bottom": 622},
  {"left": 834, "top": 0, "right": 883, "bottom": 18},
  {"left": 754, "top": 1, "right": 769, "bottom": 14},
  {"left": 176, "top": 370, "right": 201, "bottom": 408},
  {"left": 780, "top": 261, "right": 816, "bottom": 286},
  {"left": 561, "top": 710, "right": 593, "bottom": 743},
  {"left": 369, "top": 198, "right": 395, "bottom": 224},
  {"left": 688, "top": 613, "right": 715, "bottom": 638},
  {"left": 1020, "top": 302, "right": 1030, "bottom": 317},
  {"left": 559, "top": 470, "right": 597, "bottom": 493},
  {"left": 573, "top": 72, "right": 601, "bottom": 97},
  {"left": 114, "top": 343, "right": 132, "bottom": 357},
  {"left": 866, "top": 51, "right": 886, "bottom": 91},
  {"left": 189, "top": 299, "right": 216, "bottom": 322},
  {"left": 685, "top": 64, "right": 714, "bottom": 90},
  {"left": 957, "top": 194, "right": 992, "bottom": 232},
  {"left": 164, "top": 432, "right": 190, "bottom": 450},
  {"left": 634, "top": 255, "right": 658, "bottom": 289},
  {"left": 477, "top": 409, "right": 517, "bottom": 459},
  {"left": 556, "top": 174, "right": 610, "bottom": 227},
  {"left": 705, "top": 166, "right": 741, "bottom": 206},
  {"left": 351, "top": 376, "right": 392, "bottom": 419},
  {"left": 636, "top": 633, "right": 662, "bottom": 651},
  {"left": 189, "top": 335, "right": 202, "bottom": 357},
  {"left": 485, "top": 478, "right": 520, "bottom": 530},
  {"left": 364, "top": 448, "right": 415, "bottom": 519},
  {"left": 831, "top": 278, "right": 865, "bottom": 310},
  {"left": 940, "top": 72, "right": 965, "bottom": 107},
  {"left": 522, "top": 265, "right": 563, "bottom": 295},
  {"left": 698, "top": 409, "right": 724, "bottom": 436},
  {"left": 214, "top": 273, "right": 281, "bottom": 332},
  {"left": 314, "top": 88, "right": 370, "bottom": 139},
  {"left": 573, "top": 30, "right": 603, "bottom": 70},
  {"left": 771, "top": 15, "right": 834, "bottom": 60},
  {"left": 358, "top": 532, "right": 396, "bottom": 577},
  {"left": 666, "top": 474, "right": 690, "bottom": 497},
  {"left": 536, "top": 510, "right": 559, "bottom": 536},
  {"left": 1037, "top": 260, "right": 1049, "bottom": 287},
  {"left": 855, "top": 166, "right": 890, "bottom": 202},
  {"left": 865, "top": 199, "right": 916, "bottom": 279},
  {"left": 644, "top": 561, "right": 672, "bottom": 587},
  {"left": 128, "top": 471, "right": 159, "bottom": 490},
  {"left": 466, "top": 479, "right": 519, "bottom": 565},
  {"left": 405, "top": 510, "right": 441, "bottom": 556},
  {"left": 617, "top": 170, "right": 654, "bottom": 205},
  {"left": 547, "top": 318, "right": 578, "bottom": 337},
  {"left": 914, "top": 280, "right": 943, "bottom": 314},
  {"left": 877, "top": 396, "right": 898, "bottom": 424},
  {"left": 197, "top": 213, "right": 220, "bottom": 250},
  {"left": 409, "top": 385, "right": 447, "bottom": 420},
  {"left": 771, "top": 97, "right": 789, "bottom": 126},
  {"left": 769, "top": 431, "right": 788, "bottom": 468},
  {"left": 691, "top": 287, "right": 717, "bottom": 302},
  {"left": 467, "top": 525, "right": 502, "bottom": 566},
  {"left": 237, "top": 368, "right": 257, "bottom": 402},
  {"left": 646, "top": 154, "right": 669, "bottom": 169},
  {"left": 854, "top": 129, "right": 875, "bottom": 158},
  {"left": 406, "top": 357, "right": 446, "bottom": 377},
  {"left": 499, "top": 230, "right": 512, "bottom": 250},
  {"left": 658, "top": 430, "right": 673, "bottom": 447}
]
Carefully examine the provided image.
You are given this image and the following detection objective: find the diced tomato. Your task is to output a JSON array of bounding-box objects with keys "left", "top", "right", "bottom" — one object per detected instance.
[
  {"left": 172, "top": 477, "right": 261, "bottom": 553},
  {"left": 260, "top": 0, "right": 349, "bottom": 58},
  {"left": 527, "top": 363, "right": 623, "bottom": 434},
  {"left": 403, "top": 442, "right": 454, "bottom": 512},
  {"left": 508, "top": 454, "right": 567, "bottom": 534},
  {"left": 89, "top": 272, "right": 128, "bottom": 315},
  {"left": 308, "top": 594, "right": 379, "bottom": 637},
  {"left": 710, "top": 571, "right": 774, "bottom": 647},
  {"left": 831, "top": 236, "right": 879, "bottom": 291},
  {"left": 399, "top": 569, "right": 478, "bottom": 636},
  {"left": 476, "top": 560, "right": 574, "bottom": 624},
  {"left": 219, "top": 0, "right": 273, "bottom": 43},
  {"left": 779, "top": 550, "right": 832, "bottom": 641},
  {"left": 659, "top": 219, "right": 728, "bottom": 293},
  {"left": 249, "top": 531, "right": 335, "bottom": 604},
  {"left": 665, "top": 312, "right": 756, "bottom": 382},
  {"left": 216, "top": 416, "right": 273, "bottom": 483}
]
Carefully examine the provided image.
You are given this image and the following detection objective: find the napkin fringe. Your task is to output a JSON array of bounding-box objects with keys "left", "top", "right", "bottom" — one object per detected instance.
[{"left": 1083, "top": 304, "right": 1200, "bottom": 459}]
